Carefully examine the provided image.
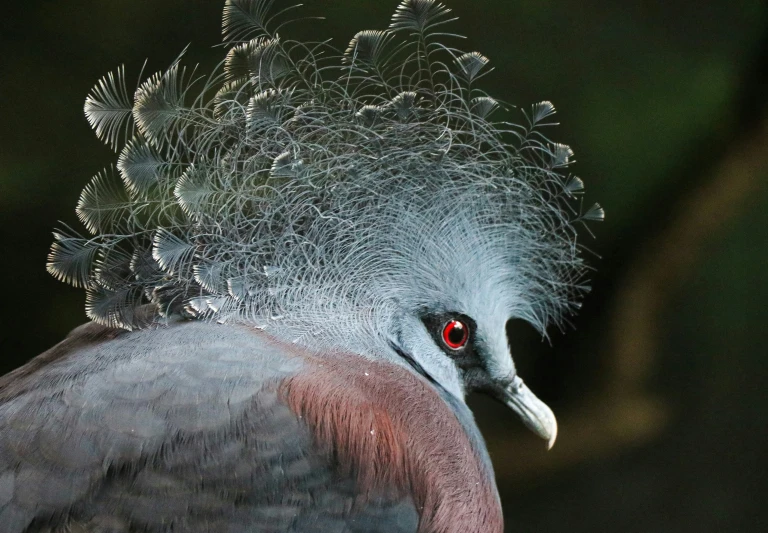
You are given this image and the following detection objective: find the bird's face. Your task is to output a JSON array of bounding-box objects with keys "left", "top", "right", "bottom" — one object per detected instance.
[{"left": 391, "top": 283, "right": 558, "bottom": 448}]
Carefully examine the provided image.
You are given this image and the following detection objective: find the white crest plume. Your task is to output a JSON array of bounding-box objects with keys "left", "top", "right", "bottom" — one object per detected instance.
[{"left": 47, "top": 0, "right": 602, "bottom": 355}]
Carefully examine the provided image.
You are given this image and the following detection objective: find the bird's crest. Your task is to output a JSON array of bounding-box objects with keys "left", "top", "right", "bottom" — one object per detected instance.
[{"left": 48, "top": 0, "right": 602, "bottom": 354}]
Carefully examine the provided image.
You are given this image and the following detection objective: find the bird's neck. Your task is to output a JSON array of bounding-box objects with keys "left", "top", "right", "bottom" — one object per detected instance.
[{"left": 279, "top": 350, "right": 503, "bottom": 533}]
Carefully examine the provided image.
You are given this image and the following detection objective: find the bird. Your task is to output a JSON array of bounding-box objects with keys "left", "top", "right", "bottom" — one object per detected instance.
[{"left": 0, "top": 0, "right": 603, "bottom": 531}]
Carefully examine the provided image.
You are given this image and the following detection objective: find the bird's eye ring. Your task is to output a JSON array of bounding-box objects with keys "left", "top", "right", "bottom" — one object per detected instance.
[{"left": 442, "top": 319, "right": 469, "bottom": 350}]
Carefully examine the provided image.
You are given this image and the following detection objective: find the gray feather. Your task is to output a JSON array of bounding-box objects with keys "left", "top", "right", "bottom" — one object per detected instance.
[{"left": 0, "top": 321, "right": 418, "bottom": 532}]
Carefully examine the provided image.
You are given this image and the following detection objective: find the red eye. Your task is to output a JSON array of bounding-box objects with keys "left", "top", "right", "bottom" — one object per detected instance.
[{"left": 442, "top": 320, "right": 469, "bottom": 350}]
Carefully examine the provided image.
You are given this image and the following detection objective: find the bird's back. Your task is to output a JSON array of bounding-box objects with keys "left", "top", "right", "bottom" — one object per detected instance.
[{"left": 0, "top": 320, "right": 500, "bottom": 532}]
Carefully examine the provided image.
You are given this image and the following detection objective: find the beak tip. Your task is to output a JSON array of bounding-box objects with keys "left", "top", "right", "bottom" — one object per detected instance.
[
  {"left": 546, "top": 429, "right": 557, "bottom": 450},
  {"left": 545, "top": 416, "right": 558, "bottom": 450}
]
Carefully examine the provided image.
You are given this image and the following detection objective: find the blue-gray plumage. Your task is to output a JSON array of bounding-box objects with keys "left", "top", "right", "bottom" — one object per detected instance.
[
  {"left": 0, "top": 321, "right": 424, "bottom": 531},
  {"left": 0, "top": 0, "right": 602, "bottom": 531}
]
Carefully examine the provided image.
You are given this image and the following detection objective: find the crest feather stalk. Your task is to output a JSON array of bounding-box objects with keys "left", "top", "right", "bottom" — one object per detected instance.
[{"left": 48, "top": 0, "right": 601, "bottom": 353}]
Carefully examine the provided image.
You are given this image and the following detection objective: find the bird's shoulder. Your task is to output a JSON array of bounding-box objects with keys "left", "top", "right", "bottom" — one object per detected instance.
[
  {"left": 0, "top": 321, "right": 419, "bottom": 532},
  {"left": 0, "top": 319, "right": 300, "bottom": 413}
]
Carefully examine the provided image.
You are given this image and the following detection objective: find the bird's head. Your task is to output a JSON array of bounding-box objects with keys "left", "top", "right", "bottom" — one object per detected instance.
[
  {"left": 393, "top": 308, "right": 557, "bottom": 448},
  {"left": 385, "top": 209, "right": 562, "bottom": 448},
  {"left": 47, "top": 0, "right": 602, "bottom": 447}
]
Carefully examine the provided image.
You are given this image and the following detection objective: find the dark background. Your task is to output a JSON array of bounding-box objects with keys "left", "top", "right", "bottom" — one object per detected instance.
[{"left": 1, "top": 1, "right": 766, "bottom": 531}]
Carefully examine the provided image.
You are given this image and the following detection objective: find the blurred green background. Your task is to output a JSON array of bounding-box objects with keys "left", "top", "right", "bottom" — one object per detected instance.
[{"left": 1, "top": 0, "right": 766, "bottom": 531}]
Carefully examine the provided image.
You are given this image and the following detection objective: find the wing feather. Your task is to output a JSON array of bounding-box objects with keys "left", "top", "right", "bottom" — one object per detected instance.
[{"left": 0, "top": 321, "right": 417, "bottom": 532}]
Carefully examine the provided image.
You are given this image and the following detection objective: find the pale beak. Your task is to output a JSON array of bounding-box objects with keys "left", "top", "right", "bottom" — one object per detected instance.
[{"left": 500, "top": 375, "right": 558, "bottom": 449}]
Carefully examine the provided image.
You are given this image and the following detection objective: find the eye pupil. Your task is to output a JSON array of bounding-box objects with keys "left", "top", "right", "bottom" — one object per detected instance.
[{"left": 442, "top": 320, "right": 468, "bottom": 349}]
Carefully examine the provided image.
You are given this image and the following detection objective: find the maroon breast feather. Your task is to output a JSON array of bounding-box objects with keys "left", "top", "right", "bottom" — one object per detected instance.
[{"left": 280, "top": 352, "right": 503, "bottom": 533}]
